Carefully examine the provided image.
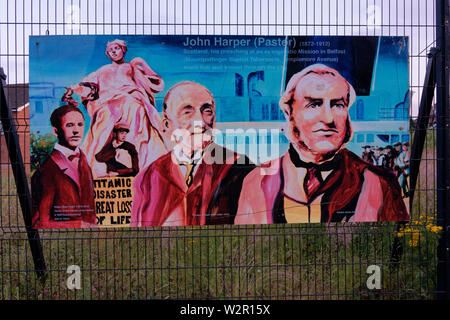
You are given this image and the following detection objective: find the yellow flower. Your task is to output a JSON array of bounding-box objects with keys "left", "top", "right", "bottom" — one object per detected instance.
[
  {"left": 431, "top": 226, "right": 442, "bottom": 233},
  {"left": 407, "top": 232, "right": 420, "bottom": 247},
  {"left": 409, "top": 239, "right": 419, "bottom": 247}
]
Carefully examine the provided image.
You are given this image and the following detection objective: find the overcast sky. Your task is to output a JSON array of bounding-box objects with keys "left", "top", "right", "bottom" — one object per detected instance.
[{"left": 0, "top": 0, "right": 436, "bottom": 115}]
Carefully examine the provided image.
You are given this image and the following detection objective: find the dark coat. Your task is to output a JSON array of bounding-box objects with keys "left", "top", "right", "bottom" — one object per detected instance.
[{"left": 95, "top": 141, "right": 139, "bottom": 177}]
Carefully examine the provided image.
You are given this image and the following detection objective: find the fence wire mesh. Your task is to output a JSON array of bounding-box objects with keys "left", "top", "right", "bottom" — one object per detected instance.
[{"left": 0, "top": 0, "right": 446, "bottom": 300}]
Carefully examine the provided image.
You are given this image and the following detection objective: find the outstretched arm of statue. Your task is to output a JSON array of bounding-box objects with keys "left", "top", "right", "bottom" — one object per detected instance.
[
  {"left": 61, "top": 87, "right": 79, "bottom": 106},
  {"left": 78, "top": 82, "right": 99, "bottom": 104},
  {"left": 130, "top": 57, "right": 164, "bottom": 94},
  {"left": 130, "top": 57, "right": 156, "bottom": 76},
  {"left": 62, "top": 69, "right": 100, "bottom": 105}
]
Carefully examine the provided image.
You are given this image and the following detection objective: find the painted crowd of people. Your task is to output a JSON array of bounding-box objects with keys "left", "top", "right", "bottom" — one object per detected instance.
[{"left": 361, "top": 142, "right": 410, "bottom": 198}]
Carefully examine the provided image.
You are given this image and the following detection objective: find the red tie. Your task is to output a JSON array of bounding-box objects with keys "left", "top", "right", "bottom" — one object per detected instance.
[
  {"left": 303, "top": 167, "right": 323, "bottom": 201},
  {"left": 68, "top": 152, "right": 81, "bottom": 161}
]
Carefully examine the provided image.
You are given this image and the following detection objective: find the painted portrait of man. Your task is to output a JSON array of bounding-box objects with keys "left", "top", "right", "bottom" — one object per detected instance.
[
  {"left": 235, "top": 64, "right": 410, "bottom": 224},
  {"left": 31, "top": 105, "right": 97, "bottom": 228},
  {"left": 131, "top": 81, "right": 255, "bottom": 227}
]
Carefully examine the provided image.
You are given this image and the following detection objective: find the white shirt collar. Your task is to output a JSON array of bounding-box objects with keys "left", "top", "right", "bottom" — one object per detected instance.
[{"left": 54, "top": 143, "right": 80, "bottom": 159}]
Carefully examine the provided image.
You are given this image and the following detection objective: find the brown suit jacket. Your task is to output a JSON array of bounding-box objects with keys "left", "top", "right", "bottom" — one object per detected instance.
[
  {"left": 31, "top": 149, "right": 96, "bottom": 228},
  {"left": 131, "top": 143, "right": 254, "bottom": 227}
]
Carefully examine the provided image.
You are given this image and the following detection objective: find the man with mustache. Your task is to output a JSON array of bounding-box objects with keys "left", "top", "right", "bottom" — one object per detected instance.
[
  {"left": 235, "top": 64, "right": 409, "bottom": 224},
  {"left": 131, "top": 81, "right": 254, "bottom": 227},
  {"left": 31, "top": 105, "right": 97, "bottom": 228}
]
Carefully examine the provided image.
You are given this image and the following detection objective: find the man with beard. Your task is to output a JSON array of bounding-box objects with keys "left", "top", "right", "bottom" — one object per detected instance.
[
  {"left": 235, "top": 64, "right": 409, "bottom": 224},
  {"left": 131, "top": 81, "right": 254, "bottom": 227}
]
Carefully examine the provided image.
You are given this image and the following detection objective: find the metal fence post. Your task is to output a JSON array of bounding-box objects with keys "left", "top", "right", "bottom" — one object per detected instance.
[
  {"left": 391, "top": 48, "right": 438, "bottom": 267},
  {"left": 409, "top": 48, "right": 438, "bottom": 203},
  {"left": 436, "top": 0, "right": 450, "bottom": 301},
  {"left": 0, "top": 67, "right": 47, "bottom": 281}
]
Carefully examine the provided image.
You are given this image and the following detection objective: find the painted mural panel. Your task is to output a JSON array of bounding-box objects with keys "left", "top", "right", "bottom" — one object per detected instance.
[{"left": 29, "top": 35, "right": 410, "bottom": 228}]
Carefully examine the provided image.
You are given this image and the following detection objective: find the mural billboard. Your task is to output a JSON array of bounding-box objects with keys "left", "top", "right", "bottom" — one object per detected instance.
[{"left": 29, "top": 35, "right": 410, "bottom": 228}]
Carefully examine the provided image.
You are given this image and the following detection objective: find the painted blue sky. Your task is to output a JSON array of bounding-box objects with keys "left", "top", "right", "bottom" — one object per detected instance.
[
  {"left": 29, "top": 35, "right": 286, "bottom": 96},
  {"left": 28, "top": 34, "right": 410, "bottom": 163}
]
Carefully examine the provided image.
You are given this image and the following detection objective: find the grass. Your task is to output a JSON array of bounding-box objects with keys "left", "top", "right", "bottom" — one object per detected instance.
[
  {"left": 0, "top": 130, "right": 441, "bottom": 300},
  {"left": 0, "top": 218, "right": 439, "bottom": 300}
]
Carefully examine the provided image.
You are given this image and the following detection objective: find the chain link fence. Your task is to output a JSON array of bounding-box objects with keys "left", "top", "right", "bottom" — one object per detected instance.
[{"left": 0, "top": 0, "right": 447, "bottom": 300}]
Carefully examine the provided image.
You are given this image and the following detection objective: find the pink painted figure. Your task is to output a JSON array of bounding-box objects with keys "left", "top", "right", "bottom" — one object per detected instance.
[
  {"left": 235, "top": 64, "right": 409, "bottom": 225},
  {"left": 63, "top": 39, "right": 167, "bottom": 178},
  {"left": 131, "top": 81, "right": 254, "bottom": 227}
]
